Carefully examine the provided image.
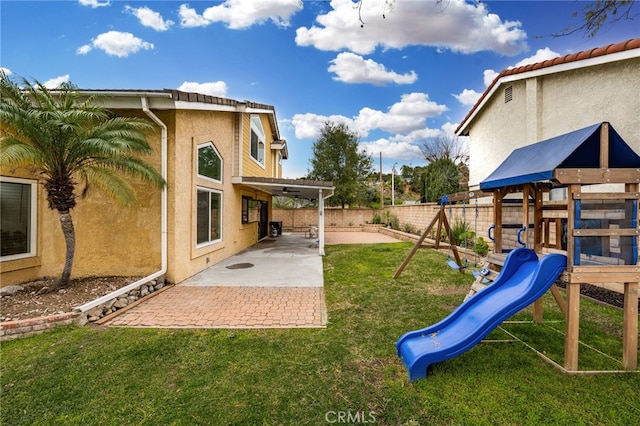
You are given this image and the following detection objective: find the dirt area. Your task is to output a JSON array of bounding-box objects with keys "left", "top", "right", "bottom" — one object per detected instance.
[
  {"left": 556, "top": 282, "right": 637, "bottom": 310},
  {"left": 0, "top": 276, "right": 139, "bottom": 322},
  {"left": 324, "top": 231, "right": 402, "bottom": 244}
]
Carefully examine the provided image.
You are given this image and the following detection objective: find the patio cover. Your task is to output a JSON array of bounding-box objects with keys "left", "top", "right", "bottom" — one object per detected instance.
[
  {"left": 480, "top": 123, "right": 640, "bottom": 190},
  {"left": 232, "top": 176, "right": 334, "bottom": 256}
]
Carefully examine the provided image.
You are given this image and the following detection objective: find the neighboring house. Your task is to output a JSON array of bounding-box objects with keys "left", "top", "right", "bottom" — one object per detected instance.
[
  {"left": 456, "top": 38, "right": 640, "bottom": 191},
  {"left": 1, "top": 89, "right": 333, "bottom": 286}
]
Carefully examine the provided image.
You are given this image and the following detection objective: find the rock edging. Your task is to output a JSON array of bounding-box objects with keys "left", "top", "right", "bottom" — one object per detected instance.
[
  {"left": 0, "top": 278, "right": 167, "bottom": 340},
  {"left": 76, "top": 279, "right": 166, "bottom": 323}
]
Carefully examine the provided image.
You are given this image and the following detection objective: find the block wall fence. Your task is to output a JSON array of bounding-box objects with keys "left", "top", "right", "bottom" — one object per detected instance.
[{"left": 273, "top": 203, "right": 541, "bottom": 251}]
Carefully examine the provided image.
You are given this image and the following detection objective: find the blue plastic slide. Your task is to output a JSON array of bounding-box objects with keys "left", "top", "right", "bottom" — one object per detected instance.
[{"left": 396, "top": 248, "right": 566, "bottom": 381}]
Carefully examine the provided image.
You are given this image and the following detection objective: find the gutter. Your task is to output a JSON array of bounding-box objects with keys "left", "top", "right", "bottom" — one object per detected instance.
[{"left": 75, "top": 96, "right": 168, "bottom": 312}]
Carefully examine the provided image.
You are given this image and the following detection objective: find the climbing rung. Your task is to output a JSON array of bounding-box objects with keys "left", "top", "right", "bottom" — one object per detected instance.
[
  {"left": 470, "top": 282, "right": 488, "bottom": 293},
  {"left": 486, "top": 253, "right": 508, "bottom": 267}
]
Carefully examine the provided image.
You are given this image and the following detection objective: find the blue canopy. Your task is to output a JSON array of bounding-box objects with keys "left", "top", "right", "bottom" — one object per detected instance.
[{"left": 480, "top": 123, "right": 640, "bottom": 190}]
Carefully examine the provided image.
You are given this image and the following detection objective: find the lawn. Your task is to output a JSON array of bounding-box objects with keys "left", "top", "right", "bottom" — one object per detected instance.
[{"left": 2, "top": 243, "right": 639, "bottom": 425}]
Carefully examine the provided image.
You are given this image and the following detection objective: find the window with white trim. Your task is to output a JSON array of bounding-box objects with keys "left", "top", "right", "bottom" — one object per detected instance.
[
  {"left": 250, "top": 115, "right": 265, "bottom": 166},
  {"left": 196, "top": 187, "right": 222, "bottom": 246},
  {"left": 1, "top": 177, "right": 37, "bottom": 260},
  {"left": 198, "top": 143, "right": 222, "bottom": 182}
]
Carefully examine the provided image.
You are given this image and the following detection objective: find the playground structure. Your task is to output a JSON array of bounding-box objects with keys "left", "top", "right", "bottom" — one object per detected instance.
[{"left": 396, "top": 122, "right": 639, "bottom": 379}]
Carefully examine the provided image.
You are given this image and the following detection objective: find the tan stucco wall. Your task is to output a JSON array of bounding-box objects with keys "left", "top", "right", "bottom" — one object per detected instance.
[
  {"left": 1, "top": 119, "right": 163, "bottom": 286},
  {"left": 1, "top": 106, "right": 281, "bottom": 287},
  {"left": 467, "top": 57, "right": 640, "bottom": 189},
  {"left": 166, "top": 109, "right": 273, "bottom": 284}
]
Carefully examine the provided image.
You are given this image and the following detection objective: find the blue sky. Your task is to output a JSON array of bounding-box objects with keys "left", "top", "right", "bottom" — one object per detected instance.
[{"left": 1, "top": 1, "right": 638, "bottom": 178}]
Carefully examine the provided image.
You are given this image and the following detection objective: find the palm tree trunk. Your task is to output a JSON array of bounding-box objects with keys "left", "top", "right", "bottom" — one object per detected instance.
[{"left": 57, "top": 210, "right": 76, "bottom": 288}]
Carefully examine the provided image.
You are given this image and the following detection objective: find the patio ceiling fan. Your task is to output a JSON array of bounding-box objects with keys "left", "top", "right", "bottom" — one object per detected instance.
[{"left": 281, "top": 187, "right": 300, "bottom": 195}]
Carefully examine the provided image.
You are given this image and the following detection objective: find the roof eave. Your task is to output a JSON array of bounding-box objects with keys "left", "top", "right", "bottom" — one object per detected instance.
[{"left": 455, "top": 39, "right": 640, "bottom": 136}]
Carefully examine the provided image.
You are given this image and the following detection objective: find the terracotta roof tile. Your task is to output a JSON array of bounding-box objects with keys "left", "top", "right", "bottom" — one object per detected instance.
[{"left": 456, "top": 38, "right": 640, "bottom": 134}]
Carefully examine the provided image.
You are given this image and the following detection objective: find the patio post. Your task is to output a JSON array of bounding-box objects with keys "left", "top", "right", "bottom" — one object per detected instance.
[{"left": 318, "top": 188, "right": 325, "bottom": 256}]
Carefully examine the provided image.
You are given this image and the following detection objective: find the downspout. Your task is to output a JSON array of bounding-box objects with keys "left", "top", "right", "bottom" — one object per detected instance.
[
  {"left": 75, "top": 96, "right": 168, "bottom": 312},
  {"left": 141, "top": 96, "right": 168, "bottom": 276}
]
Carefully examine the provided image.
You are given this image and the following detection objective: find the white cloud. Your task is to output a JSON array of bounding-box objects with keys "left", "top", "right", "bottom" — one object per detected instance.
[
  {"left": 360, "top": 138, "right": 423, "bottom": 161},
  {"left": 292, "top": 92, "right": 447, "bottom": 140},
  {"left": 76, "top": 44, "right": 92, "bottom": 55},
  {"left": 177, "top": 81, "right": 228, "bottom": 97},
  {"left": 125, "top": 6, "right": 174, "bottom": 31},
  {"left": 43, "top": 74, "right": 70, "bottom": 89},
  {"left": 483, "top": 47, "right": 561, "bottom": 86},
  {"left": 390, "top": 128, "right": 443, "bottom": 144},
  {"left": 178, "top": 4, "right": 211, "bottom": 28},
  {"left": 513, "top": 47, "right": 560, "bottom": 68},
  {"left": 296, "top": 0, "right": 527, "bottom": 56},
  {"left": 291, "top": 113, "right": 355, "bottom": 140},
  {"left": 453, "top": 88, "right": 481, "bottom": 106},
  {"left": 1, "top": 67, "right": 12, "bottom": 76},
  {"left": 77, "top": 31, "right": 154, "bottom": 57},
  {"left": 360, "top": 121, "right": 459, "bottom": 162},
  {"left": 483, "top": 69, "right": 499, "bottom": 87},
  {"left": 328, "top": 52, "right": 417, "bottom": 86},
  {"left": 179, "top": 0, "right": 303, "bottom": 29},
  {"left": 441, "top": 122, "right": 463, "bottom": 138},
  {"left": 79, "top": 0, "right": 110, "bottom": 8}
]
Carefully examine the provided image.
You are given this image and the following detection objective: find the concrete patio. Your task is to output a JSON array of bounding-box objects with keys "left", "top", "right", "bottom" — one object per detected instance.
[{"left": 104, "top": 231, "right": 402, "bottom": 329}]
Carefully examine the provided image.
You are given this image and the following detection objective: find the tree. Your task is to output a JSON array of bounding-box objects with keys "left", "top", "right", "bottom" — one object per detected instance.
[
  {"left": 421, "top": 158, "right": 459, "bottom": 203},
  {"left": 554, "top": 0, "right": 638, "bottom": 37},
  {"left": 419, "top": 135, "right": 469, "bottom": 199},
  {"left": 307, "top": 121, "right": 373, "bottom": 208},
  {"left": 420, "top": 135, "right": 469, "bottom": 165},
  {"left": 0, "top": 74, "right": 165, "bottom": 288}
]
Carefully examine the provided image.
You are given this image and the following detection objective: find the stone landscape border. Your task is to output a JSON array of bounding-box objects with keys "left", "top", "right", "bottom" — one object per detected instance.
[{"left": 0, "top": 278, "right": 166, "bottom": 341}]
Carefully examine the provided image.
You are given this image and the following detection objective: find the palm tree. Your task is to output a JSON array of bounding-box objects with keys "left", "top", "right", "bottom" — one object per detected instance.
[{"left": 0, "top": 73, "right": 165, "bottom": 288}]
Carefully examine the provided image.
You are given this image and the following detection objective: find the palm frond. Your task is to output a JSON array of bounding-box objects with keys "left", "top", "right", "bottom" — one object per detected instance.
[
  {"left": 77, "top": 167, "right": 135, "bottom": 206},
  {"left": 0, "top": 138, "right": 47, "bottom": 170}
]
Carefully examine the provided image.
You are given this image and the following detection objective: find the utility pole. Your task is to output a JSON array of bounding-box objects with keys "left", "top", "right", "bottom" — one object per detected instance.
[
  {"left": 392, "top": 162, "right": 397, "bottom": 206},
  {"left": 379, "top": 152, "right": 383, "bottom": 209}
]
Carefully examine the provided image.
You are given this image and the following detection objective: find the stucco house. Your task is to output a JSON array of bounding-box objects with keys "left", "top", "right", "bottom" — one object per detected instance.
[
  {"left": 1, "top": 89, "right": 333, "bottom": 287},
  {"left": 456, "top": 38, "right": 640, "bottom": 191}
]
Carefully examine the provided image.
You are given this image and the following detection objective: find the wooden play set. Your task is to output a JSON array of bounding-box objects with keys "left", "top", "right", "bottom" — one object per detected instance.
[{"left": 396, "top": 122, "right": 639, "bottom": 373}]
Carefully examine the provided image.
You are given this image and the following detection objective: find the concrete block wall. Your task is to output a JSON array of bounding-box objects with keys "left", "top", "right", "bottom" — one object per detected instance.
[{"left": 273, "top": 208, "right": 380, "bottom": 232}]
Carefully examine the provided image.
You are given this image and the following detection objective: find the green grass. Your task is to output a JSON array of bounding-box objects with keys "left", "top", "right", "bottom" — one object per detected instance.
[{"left": 2, "top": 243, "right": 639, "bottom": 425}]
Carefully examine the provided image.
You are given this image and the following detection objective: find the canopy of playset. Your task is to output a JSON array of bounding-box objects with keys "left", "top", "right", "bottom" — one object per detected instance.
[{"left": 480, "top": 122, "right": 640, "bottom": 190}]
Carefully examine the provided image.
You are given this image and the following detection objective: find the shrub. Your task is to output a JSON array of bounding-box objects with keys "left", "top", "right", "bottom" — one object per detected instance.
[
  {"left": 389, "top": 214, "right": 400, "bottom": 230},
  {"left": 372, "top": 213, "right": 382, "bottom": 224},
  {"left": 474, "top": 236, "right": 489, "bottom": 256},
  {"left": 451, "top": 217, "right": 475, "bottom": 248}
]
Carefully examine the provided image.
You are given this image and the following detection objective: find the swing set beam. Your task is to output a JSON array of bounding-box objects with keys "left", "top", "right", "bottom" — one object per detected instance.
[{"left": 394, "top": 203, "right": 464, "bottom": 278}]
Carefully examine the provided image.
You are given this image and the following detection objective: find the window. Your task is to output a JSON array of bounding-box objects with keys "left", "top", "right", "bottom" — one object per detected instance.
[
  {"left": 196, "top": 188, "right": 222, "bottom": 246},
  {"left": 242, "top": 196, "right": 260, "bottom": 224},
  {"left": 1, "top": 178, "right": 37, "bottom": 260},
  {"left": 250, "top": 115, "right": 265, "bottom": 166},
  {"left": 198, "top": 143, "right": 222, "bottom": 182}
]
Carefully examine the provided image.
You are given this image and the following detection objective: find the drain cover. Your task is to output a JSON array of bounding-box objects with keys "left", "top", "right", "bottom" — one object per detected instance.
[{"left": 226, "top": 262, "right": 254, "bottom": 270}]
